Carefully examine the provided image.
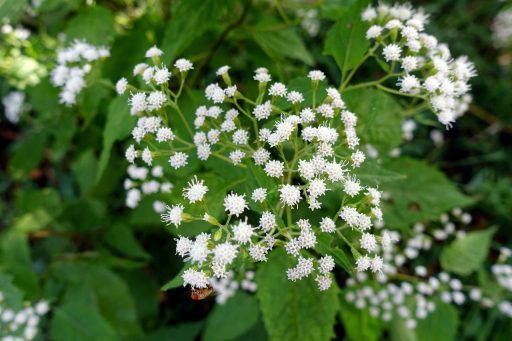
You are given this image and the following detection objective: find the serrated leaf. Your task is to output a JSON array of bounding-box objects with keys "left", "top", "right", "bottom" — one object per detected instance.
[
  {"left": 324, "top": 0, "right": 370, "bottom": 77},
  {"left": 256, "top": 249, "right": 340, "bottom": 341},
  {"left": 440, "top": 228, "right": 496, "bottom": 276},
  {"left": 382, "top": 157, "right": 474, "bottom": 229},
  {"left": 343, "top": 87, "right": 403, "bottom": 153},
  {"left": 203, "top": 292, "right": 260, "bottom": 341}
]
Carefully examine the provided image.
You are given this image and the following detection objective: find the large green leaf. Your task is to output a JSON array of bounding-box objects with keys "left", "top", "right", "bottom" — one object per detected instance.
[
  {"left": 51, "top": 283, "right": 119, "bottom": 341},
  {"left": 96, "top": 95, "right": 136, "bottom": 182},
  {"left": 0, "top": 231, "right": 39, "bottom": 299},
  {"left": 440, "top": 228, "right": 496, "bottom": 276},
  {"left": 382, "top": 157, "right": 473, "bottom": 229},
  {"left": 161, "top": 0, "right": 230, "bottom": 63},
  {"left": 0, "top": 271, "right": 24, "bottom": 311},
  {"left": 8, "top": 128, "right": 49, "bottom": 180},
  {"left": 103, "top": 223, "right": 150, "bottom": 260},
  {"left": 343, "top": 87, "right": 403, "bottom": 153},
  {"left": 203, "top": 292, "right": 260, "bottom": 341},
  {"left": 256, "top": 249, "right": 340, "bottom": 341},
  {"left": 324, "top": 0, "right": 370, "bottom": 77},
  {"left": 416, "top": 301, "right": 459, "bottom": 341},
  {"left": 65, "top": 5, "right": 116, "bottom": 45},
  {"left": 50, "top": 262, "right": 141, "bottom": 338},
  {"left": 251, "top": 21, "right": 313, "bottom": 66}
]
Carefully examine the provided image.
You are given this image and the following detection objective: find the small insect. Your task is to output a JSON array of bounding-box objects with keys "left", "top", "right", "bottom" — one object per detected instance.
[{"left": 190, "top": 286, "right": 214, "bottom": 300}]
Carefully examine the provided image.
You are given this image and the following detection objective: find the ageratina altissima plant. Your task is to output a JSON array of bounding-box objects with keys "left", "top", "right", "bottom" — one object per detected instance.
[
  {"left": 357, "top": 3, "right": 477, "bottom": 127},
  {"left": 118, "top": 46, "right": 393, "bottom": 292}
]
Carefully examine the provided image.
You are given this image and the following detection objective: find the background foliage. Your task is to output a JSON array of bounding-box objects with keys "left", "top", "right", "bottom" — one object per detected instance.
[{"left": 0, "top": 0, "right": 511, "bottom": 340}]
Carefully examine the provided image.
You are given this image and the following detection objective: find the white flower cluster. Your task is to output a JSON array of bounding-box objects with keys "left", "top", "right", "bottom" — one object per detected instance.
[
  {"left": 0, "top": 293, "right": 49, "bottom": 340},
  {"left": 296, "top": 9, "right": 320, "bottom": 37},
  {"left": 493, "top": 8, "right": 512, "bottom": 48},
  {"left": 344, "top": 208, "right": 512, "bottom": 327},
  {"left": 210, "top": 270, "right": 257, "bottom": 304},
  {"left": 362, "top": 3, "right": 477, "bottom": 127},
  {"left": 2, "top": 91, "right": 25, "bottom": 124},
  {"left": 50, "top": 39, "right": 110, "bottom": 106},
  {"left": 124, "top": 164, "right": 173, "bottom": 211},
  {"left": 117, "top": 47, "right": 391, "bottom": 292}
]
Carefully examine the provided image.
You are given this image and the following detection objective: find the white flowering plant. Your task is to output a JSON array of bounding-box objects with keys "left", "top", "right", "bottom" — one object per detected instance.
[{"left": 1, "top": 0, "right": 512, "bottom": 340}]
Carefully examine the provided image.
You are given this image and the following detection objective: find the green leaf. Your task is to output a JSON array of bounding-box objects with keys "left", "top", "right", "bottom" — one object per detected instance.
[
  {"left": 343, "top": 88, "right": 403, "bottom": 153},
  {"left": 51, "top": 262, "right": 142, "bottom": 338},
  {"left": 162, "top": 265, "right": 189, "bottom": 291},
  {"left": 203, "top": 292, "right": 260, "bottom": 341},
  {"left": 65, "top": 5, "right": 116, "bottom": 45},
  {"left": 103, "top": 223, "right": 150, "bottom": 260},
  {"left": 256, "top": 249, "right": 340, "bottom": 341},
  {"left": 0, "top": 0, "right": 28, "bottom": 21},
  {"left": 0, "top": 231, "right": 39, "bottom": 299},
  {"left": 339, "top": 298, "right": 383, "bottom": 341},
  {"left": 440, "top": 228, "right": 496, "bottom": 276},
  {"left": 251, "top": 21, "right": 313, "bottom": 66},
  {"left": 382, "top": 157, "right": 474, "bottom": 229},
  {"left": 390, "top": 316, "right": 417, "bottom": 341},
  {"left": 416, "top": 301, "right": 459, "bottom": 341},
  {"left": 324, "top": 0, "right": 370, "bottom": 77},
  {"left": 161, "top": 0, "right": 229, "bottom": 63},
  {"left": 51, "top": 283, "right": 119, "bottom": 341},
  {"left": 96, "top": 95, "right": 136, "bottom": 182}
]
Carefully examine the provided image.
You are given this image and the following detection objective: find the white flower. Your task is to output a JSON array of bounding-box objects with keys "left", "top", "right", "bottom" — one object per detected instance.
[
  {"left": 174, "top": 58, "right": 193, "bottom": 72},
  {"left": 183, "top": 177, "right": 209, "bottom": 203},
  {"left": 224, "top": 193, "right": 248, "bottom": 216},
  {"left": 175, "top": 236, "right": 192, "bottom": 257},
  {"left": 264, "top": 160, "right": 285, "bottom": 178},
  {"left": 356, "top": 255, "right": 371, "bottom": 271},
  {"left": 259, "top": 211, "right": 276, "bottom": 232},
  {"left": 147, "top": 90, "right": 167, "bottom": 111},
  {"left": 254, "top": 71, "right": 271, "bottom": 82},
  {"left": 360, "top": 233, "right": 378, "bottom": 252},
  {"left": 318, "top": 255, "right": 335, "bottom": 274},
  {"left": 153, "top": 66, "right": 171, "bottom": 85},
  {"left": 133, "top": 63, "right": 148, "bottom": 75},
  {"left": 129, "top": 92, "right": 147, "bottom": 114},
  {"left": 320, "top": 217, "right": 336, "bottom": 233},
  {"left": 401, "top": 56, "right": 418, "bottom": 72},
  {"left": 351, "top": 150, "right": 366, "bottom": 167},
  {"left": 161, "top": 204, "right": 184, "bottom": 227},
  {"left": 287, "top": 91, "right": 304, "bottom": 104},
  {"left": 268, "top": 82, "right": 287, "bottom": 97},
  {"left": 156, "top": 127, "right": 176, "bottom": 142},
  {"left": 249, "top": 245, "right": 268, "bottom": 261},
  {"left": 252, "top": 148, "right": 270, "bottom": 165},
  {"left": 315, "top": 275, "right": 332, "bottom": 291},
  {"left": 308, "top": 70, "right": 326, "bottom": 81},
  {"left": 229, "top": 150, "right": 246, "bottom": 164},
  {"left": 398, "top": 75, "right": 421, "bottom": 94},
  {"left": 216, "top": 65, "right": 230, "bottom": 76},
  {"left": 382, "top": 44, "right": 402, "bottom": 61},
  {"left": 142, "top": 147, "right": 153, "bottom": 165},
  {"left": 344, "top": 178, "right": 362, "bottom": 197},
  {"left": 169, "top": 152, "right": 188, "bottom": 169},
  {"left": 366, "top": 25, "right": 383, "bottom": 39},
  {"left": 252, "top": 188, "right": 267, "bottom": 202},
  {"left": 125, "top": 145, "right": 137, "bottom": 163},
  {"left": 115, "top": 78, "right": 128, "bottom": 95},
  {"left": 253, "top": 101, "right": 272, "bottom": 120},
  {"left": 232, "top": 129, "right": 249, "bottom": 144},
  {"left": 213, "top": 243, "right": 238, "bottom": 265},
  {"left": 232, "top": 219, "right": 255, "bottom": 244},
  {"left": 182, "top": 269, "right": 210, "bottom": 289},
  {"left": 145, "top": 45, "right": 163, "bottom": 58},
  {"left": 279, "top": 184, "right": 302, "bottom": 207}
]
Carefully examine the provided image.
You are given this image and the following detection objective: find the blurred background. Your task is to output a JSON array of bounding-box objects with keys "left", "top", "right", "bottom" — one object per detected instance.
[{"left": 0, "top": 0, "right": 511, "bottom": 340}]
